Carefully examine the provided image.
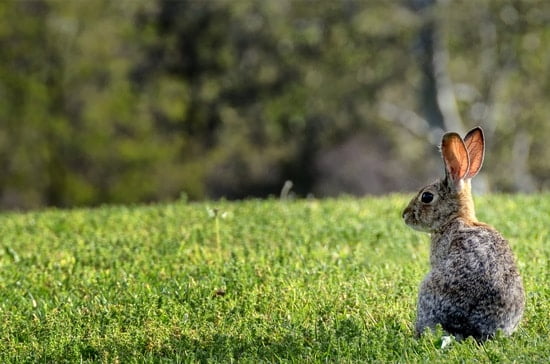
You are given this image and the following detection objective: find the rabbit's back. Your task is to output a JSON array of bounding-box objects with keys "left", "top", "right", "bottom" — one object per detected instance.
[{"left": 416, "top": 219, "right": 524, "bottom": 340}]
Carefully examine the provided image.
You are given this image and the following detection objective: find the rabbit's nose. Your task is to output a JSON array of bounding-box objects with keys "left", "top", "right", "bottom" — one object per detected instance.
[{"left": 402, "top": 207, "right": 410, "bottom": 219}]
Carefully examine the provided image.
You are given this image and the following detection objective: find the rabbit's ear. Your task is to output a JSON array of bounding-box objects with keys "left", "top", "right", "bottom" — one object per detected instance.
[
  {"left": 463, "top": 127, "right": 485, "bottom": 179},
  {"left": 441, "top": 132, "right": 470, "bottom": 187}
]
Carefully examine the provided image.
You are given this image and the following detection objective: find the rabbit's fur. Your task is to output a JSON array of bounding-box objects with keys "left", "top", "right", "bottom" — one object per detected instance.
[{"left": 402, "top": 127, "right": 524, "bottom": 341}]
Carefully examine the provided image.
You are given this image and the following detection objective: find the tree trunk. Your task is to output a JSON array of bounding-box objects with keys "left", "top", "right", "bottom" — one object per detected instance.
[{"left": 412, "top": 0, "right": 465, "bottom": 135}]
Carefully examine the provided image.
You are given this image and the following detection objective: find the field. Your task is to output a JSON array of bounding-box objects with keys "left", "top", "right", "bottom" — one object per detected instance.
[{"left": 0, "top": 195, "right": 548, "bottom": 362}]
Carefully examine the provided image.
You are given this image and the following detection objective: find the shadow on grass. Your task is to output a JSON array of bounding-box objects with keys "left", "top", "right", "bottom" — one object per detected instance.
[{"left": 135, "top": 317, "right": 410, "bottom": 362}]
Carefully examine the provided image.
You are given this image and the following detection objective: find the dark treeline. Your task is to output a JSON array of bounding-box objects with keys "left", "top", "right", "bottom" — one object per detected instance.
[{"left": 1, "top": 0, "right": 550, "bottom": 209}]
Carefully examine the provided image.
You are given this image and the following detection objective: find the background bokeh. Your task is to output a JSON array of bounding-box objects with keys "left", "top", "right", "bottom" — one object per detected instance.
[{"left": 1, "top": 0, "right": 550, "bottom": 210}]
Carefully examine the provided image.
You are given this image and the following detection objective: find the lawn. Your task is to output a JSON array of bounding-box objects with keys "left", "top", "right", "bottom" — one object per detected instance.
[{"left": 0, "top": 195, "right": 548, "bottom": 362}]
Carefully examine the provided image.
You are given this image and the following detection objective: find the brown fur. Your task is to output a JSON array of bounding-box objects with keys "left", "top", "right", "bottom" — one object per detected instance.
[{"left": 402, "top": 127, "right": 524, "bottom": 341}]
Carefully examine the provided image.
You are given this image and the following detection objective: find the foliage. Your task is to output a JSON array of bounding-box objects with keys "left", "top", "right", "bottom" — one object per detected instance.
[
  {"left": 1, "top": 1, "right": 550, "bottom": 208},
  {"left": 0, "top": 195, "right": 548, "bottom": 361}
]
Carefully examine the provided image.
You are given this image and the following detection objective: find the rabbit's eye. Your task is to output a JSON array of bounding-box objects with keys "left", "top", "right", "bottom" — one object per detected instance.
[{"left": 421, "top": 192, "right": 434, "bottom": 203}]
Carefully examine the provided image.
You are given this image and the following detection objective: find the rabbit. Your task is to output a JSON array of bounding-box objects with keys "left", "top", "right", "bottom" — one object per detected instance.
[{"left": 402, "top": 127, "right": 524, "bottom": 341}]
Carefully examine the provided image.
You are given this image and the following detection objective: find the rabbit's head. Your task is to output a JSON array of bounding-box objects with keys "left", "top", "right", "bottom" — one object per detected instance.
[{"left": 402, "top": 127, "right": 485, "bottom": 232}]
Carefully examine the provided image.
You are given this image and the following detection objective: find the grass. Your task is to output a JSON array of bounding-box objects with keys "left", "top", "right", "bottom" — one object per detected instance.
[{"left": 0, "top": 194, "right": 549, "bottom": 362}]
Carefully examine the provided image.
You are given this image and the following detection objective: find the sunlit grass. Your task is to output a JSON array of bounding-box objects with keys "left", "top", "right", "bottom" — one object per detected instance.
[{"left": 0, "top": 195, "right": 548, "bottom": 362}]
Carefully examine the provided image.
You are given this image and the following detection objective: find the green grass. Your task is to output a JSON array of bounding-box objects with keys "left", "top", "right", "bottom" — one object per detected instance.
[{"left": 0, "top": 195, "right": 549, "bottom": 362}]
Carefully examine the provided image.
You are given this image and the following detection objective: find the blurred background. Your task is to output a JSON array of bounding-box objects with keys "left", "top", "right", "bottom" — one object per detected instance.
[{"left": 1, "top": 0, "right": 550, "bottom": 210}]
